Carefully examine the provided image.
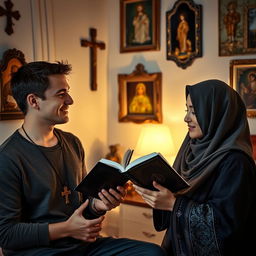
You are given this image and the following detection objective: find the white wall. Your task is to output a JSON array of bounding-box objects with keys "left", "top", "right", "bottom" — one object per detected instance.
[
  {"left": 51, "top": 0, "right": 108, "bottom": 169},
  {"left": 106, "top": 0, "right": 256, "bottom": 156}
]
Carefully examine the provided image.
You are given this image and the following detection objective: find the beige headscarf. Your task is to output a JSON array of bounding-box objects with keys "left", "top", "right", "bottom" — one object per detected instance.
[{"left": 173, "top": 79, "right": 253, "bottom": 195}]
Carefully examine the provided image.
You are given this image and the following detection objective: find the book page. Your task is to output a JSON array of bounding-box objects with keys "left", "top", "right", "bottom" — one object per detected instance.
[
  {"left": 122, "top": 149, "right": 134, "bottom": 168},
  {"left": 126, "top": 152, "right": 159, "bottom": 171},
  {"left": 99, "top": 159, "right": 124, "bottom": 172}
]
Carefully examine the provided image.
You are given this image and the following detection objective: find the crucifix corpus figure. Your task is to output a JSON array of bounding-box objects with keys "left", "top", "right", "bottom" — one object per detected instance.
[
  {"left": 0, "top": 0, "right": 20, "bottom": 35},
  {"left": 81, "top": 28, "right": 106, "bottom": 91}
]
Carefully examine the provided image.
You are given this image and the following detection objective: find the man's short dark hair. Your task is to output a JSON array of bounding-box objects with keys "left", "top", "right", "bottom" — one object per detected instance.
[{"left": 11, "top": 61, "right": 72, "bottom": 114}]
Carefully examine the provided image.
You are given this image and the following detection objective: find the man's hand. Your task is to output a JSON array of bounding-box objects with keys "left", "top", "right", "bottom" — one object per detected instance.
[
  {"left": 93, "top": 185, "right": 127, "bottom": 212},
  {"left": 65, "top": 200, "right": 104, "bottom": 242}
]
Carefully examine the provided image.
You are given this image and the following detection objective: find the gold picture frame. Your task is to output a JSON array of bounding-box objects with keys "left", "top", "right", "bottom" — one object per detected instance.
[
  {"left": 166, "top": 0, "right": 202, "bottom": 69},
  {"left": 118, "top": 63, "right": 162, "bottom": 123},
  {"left": 230, "top": 59, "right": 256, "bottom": 117},
  {"left": 219, "top": 0, "right": 256, "bottom": 56},
  {"left": 120, "top": 0, "right": 160, "bottom": 53},
  {"left": 0, "top": 48, "right": 25, "bottom": 120}
]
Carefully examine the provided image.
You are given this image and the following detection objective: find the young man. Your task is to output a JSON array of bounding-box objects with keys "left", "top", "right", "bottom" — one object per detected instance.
[{"left": 0, "top": 61, "right": 165, "bottom": 256}]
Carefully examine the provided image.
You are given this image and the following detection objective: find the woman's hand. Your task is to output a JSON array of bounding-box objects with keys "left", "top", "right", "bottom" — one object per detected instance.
[{"left": 133, "top": 181, "right": 176, "bottom": 211}]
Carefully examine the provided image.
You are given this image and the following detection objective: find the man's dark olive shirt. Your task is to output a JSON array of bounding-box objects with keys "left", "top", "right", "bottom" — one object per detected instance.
[{"left": 0, "top": 129, "right": 98, "bottom": 255}]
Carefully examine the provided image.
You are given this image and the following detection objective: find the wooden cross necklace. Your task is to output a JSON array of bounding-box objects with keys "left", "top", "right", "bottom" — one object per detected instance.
[{"left": 21, "top": 125, "right": 71, "bottom": 204}]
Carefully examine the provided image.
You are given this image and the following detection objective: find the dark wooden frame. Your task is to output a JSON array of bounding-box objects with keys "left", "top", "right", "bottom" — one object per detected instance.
[
  {"left": 219, "top": 0, "right": 256, "bottom": 56},
  {"left": 118, "top": 63, "right": 162, "bottom": 123},
  {"left": 251, "top": 135, "right": 256, "bottom": 160},
  {"left": 166, "top": 0, "right": 202, "bottom": 69},
  {"left": 244, "top": 4, "right": 256, "bottom": 53},
  {"left": 120, "top": 0, "right": 160, "bottom": 53},
  {"left": 0, "top": 48, "right": 25, "bottom": 120},
  {"left": 230, "top": 59, "right": 256, "bottom": 118}
]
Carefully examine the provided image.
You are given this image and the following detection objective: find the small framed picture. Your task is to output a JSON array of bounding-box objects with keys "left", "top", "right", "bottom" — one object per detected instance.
[
  {"left": 120, "top": 0, "right": 160, "bottom": 53},
  {"left": 245, "top": 4, "right": 256, "bottom": 52},
  {"left": 219, "top": 0, "right": 256, "bottom": 56},
  {"left": 118, "top": 63, "right": 162, "bottom": 123},
  {"left": 230, "top": 59, "right": 256, "bottom": 117},
  {"left": 250, "top": 135, "right": 256, "bottom": 160},
  {"left": 0, "top": 48, "right": 25, "bottom": 120},
  {"left": 166, "top": 0, "right": 202, "bottom": 69}
]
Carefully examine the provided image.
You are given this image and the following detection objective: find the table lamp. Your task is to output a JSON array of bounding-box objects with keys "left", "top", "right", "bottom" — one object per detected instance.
[{"left": 134, "top": 124, "right": 175, "bottom": 164}]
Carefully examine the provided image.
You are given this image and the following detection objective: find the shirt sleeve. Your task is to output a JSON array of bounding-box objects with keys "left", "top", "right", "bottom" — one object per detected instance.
[
  {"left": 0, "top": 154, "right": 50, "bottom": 249},
  {"left": 82, "top": 197, "right": 106, "bottom": 219}
]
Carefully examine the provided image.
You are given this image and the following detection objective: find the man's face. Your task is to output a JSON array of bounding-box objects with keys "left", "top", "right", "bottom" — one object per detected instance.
[{"left": 37, "top": 74, "right": 74, "bottom": 125}]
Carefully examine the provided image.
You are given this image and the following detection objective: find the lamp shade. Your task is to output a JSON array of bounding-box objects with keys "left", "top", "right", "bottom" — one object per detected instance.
[{"left": 134, "top": 124, "right": 175, "bottom": 159}]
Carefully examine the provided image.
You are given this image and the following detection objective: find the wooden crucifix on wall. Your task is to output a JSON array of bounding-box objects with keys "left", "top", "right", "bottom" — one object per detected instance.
[
  {"left": 81, "top": 28, "right": 106, "bottom": 91},
  {"left": 0, "top": 0, "right": 20, "bottom": 35}
]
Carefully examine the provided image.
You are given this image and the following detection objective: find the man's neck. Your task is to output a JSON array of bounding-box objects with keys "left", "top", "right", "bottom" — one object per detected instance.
[{"left": 20, "top": 121, "right": 58, "bottom": 147}]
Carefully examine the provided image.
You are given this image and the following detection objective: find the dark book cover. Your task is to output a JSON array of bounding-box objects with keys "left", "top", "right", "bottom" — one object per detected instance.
[
  {"left": 126, "top": 154, "right": 189, "bottom": 193},
  {"left": 75, "top": 152, "right": 189, "bottom": 199},
  {"left": 75, "top": 162, "right": 128, "bottom": 199}
]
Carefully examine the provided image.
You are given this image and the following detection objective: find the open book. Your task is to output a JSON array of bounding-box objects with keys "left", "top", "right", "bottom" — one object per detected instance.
[{"left": 75, "top": 149, "right": 189, "bottom": 199}]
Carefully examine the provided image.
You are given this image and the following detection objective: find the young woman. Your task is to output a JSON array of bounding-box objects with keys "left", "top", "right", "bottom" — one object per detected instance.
[{"left": 134, "top": 79, "right": 256, "bottom": 255}]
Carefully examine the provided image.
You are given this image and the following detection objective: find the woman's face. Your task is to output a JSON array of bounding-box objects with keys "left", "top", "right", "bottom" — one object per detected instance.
[{"left": 184, "top": 94, "right": 203, "bottom": 139}]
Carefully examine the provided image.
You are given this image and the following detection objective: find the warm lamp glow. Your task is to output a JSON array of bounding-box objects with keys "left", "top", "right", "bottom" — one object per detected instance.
[{"left": 134, "top": 124, "right": 175, "bottom": 163}]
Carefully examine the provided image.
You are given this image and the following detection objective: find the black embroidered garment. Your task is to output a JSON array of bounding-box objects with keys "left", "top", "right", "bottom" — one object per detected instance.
[
  {"left": 153, "top": 80, "right": 256, "bottom": 255},
  {"left": 0, "top": 129, "right": 101, "bottom": 255}
]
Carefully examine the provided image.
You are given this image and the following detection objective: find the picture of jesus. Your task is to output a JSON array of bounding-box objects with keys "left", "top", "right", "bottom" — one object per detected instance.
[{"left": 129, "top": 82, "right": 153, "bottom": 114}]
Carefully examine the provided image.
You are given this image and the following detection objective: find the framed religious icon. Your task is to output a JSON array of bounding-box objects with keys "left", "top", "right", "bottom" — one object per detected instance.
[
  {"left": 118, "top": 63, "right": 162, "bottom": 123},
  {"left": 245, "top": 4, "right": 256, "bottom": 53},
  {"left": 120, "top": 0, "right": 160, "bottom": 53},
  {"left": 250, "top": 135, "right": 256, "bottom": 160},
  {"left": 230, "top": 59, "right": 256, "bottom": 117},
  {"left": 166, "top": 0, "right": 202, "bottom": 69},
  {"left": 0, "top": 48, "right": 25, "bottom": 120},
  {"left": 219, "top": 0, "right": 256, "bottom": 56}
]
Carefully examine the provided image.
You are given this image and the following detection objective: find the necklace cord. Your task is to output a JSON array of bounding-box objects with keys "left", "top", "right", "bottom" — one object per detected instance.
[
  {"left": 21, "top": 125, "right": 71, "bottom": 204},
  {"left": 21, "top": 125, "right": 37, "bottom": 145}
]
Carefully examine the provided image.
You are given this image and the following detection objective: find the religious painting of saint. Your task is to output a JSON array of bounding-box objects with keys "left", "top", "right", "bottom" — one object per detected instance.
[
  {"left": 0, "top": 48, "right": 25, "bottom": 120},
  {"left": 118, "top": 63, "right": 162, "bottom": 123},
  {"left": 250, "top": 135, "right": 256, "bottom": 160},
  {"left": 230, "top": 59, "right": 256, "bottom": 118},
  {"left": 166, "top": 0, "right": 202, "bottom": 69},
  {"left": 245, "top": 5, "right": 256, "bottom": 51},
  {"left": 120, "top": 0, "right": 160, "bottom": 53},
  {"left": 219, "top": 0, "right": 256, "bottom": 56}
]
